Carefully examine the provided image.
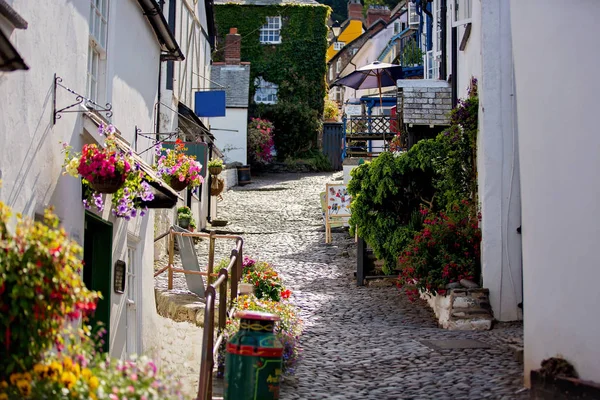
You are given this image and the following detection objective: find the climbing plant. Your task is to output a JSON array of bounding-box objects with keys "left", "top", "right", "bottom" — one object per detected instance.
[{"left": 213, "top": 4, "right": 330, "bottom": 159}]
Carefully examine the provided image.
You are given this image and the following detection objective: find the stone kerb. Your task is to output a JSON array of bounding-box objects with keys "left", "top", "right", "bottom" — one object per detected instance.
[{"left": 421, "top": 288, "right": 493, "bottom": 331}]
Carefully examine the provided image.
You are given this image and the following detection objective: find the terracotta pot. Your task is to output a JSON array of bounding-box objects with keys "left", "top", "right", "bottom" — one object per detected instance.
[{"left": 88, "top": 175, "right": 124, "bottom": 194}]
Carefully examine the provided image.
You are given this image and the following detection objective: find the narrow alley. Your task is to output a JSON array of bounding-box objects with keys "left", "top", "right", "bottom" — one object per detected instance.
[{"left": 213, "top": 172, "right": 527, "bottom": 400}]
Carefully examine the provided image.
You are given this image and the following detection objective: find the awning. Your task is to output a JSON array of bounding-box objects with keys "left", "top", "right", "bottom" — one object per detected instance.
[
  {"left": 84, "top": 112, "right": 182, "bottom": 209},
  {"left": 0, "top": 28, "right": 27, "bottom": 72}
]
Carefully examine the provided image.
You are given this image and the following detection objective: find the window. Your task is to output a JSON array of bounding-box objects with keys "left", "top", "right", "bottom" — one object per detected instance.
[
  {"left": 452, "top": 0, "right": 472, "bottom": 26},
  {"left": 254, "top": 76, "right": 278, "bottom": 104},
  {"left": 336, "top": 59, "right": 342, "bottom": 74},
  {"left": 87, "top": 0, "right": 108, "bottom": 103},
  {"left": 329, "top": 67, "right": 333, "bottom": 81},
  {"left": 408, "top": 1, "right": 419, "bottom": 26},
  {"left": 259, "top": 16, "right": 281, "bottom": 44},
  {"left": 333, "top": 41, "right": 345, "bottom": 51},
  {"left": 351, "top": 48, "right": 358, "bottom": 56}
]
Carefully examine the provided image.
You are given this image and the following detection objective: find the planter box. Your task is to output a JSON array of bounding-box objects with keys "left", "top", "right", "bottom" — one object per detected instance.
[
  {"left": 530, "top": 370, "right": 600, "bottom": 400},
  {"left": 421, "top": 288, "right": 493, "bottom": 331}
]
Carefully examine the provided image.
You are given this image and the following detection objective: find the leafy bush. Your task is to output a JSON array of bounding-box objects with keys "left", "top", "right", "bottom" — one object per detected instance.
[
  {"left": 0, "top": 204, "right": 99, "bottom": 379},
  {"left": 398, "top": 201, "right": 482, "bottom": 299},
  {"left": 248, "top": 118, "right": 275, "bottom": 166},
  {"left": 323, "top": 98, "right": 340, "bottom": 121}
]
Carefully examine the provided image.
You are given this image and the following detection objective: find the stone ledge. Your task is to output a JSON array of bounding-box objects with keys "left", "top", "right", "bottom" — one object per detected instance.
[
  {"left": 155, "top": 287, "right": 213, "bottom": 327},
  {"left": 421, "top": 288, "right": 493, "bottom": 331}
]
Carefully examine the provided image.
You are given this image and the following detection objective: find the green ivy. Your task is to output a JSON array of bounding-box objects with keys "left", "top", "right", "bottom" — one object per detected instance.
[{"left": 213, "top": 4, "right": 330, "bottom": 159}]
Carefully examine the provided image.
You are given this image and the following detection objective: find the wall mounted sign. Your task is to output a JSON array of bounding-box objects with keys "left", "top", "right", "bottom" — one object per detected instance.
[
  {"left": 113, "top": 260, "right": 126, "bottom": 294},
  {"left": 194, "top": 90, "right": 226, "bottom": 117}
]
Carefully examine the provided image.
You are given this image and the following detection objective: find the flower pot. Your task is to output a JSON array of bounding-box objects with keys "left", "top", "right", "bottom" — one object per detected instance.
[
  {"left": 88, "top": 175, "right": 124, "bottom": 194},
  {"left": 178, "top": 217, "right": 191, "bottom": 229},
  {"left": 209, "top": 166, "right": 223, "bottom": 176},
  {"left": 169, "top": 179, "right": 189, "bottom": 192}
]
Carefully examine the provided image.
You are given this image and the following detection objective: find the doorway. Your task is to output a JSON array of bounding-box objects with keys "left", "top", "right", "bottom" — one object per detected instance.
[{"left": 83, "top": 212, "right": 113, "bottom": 353}]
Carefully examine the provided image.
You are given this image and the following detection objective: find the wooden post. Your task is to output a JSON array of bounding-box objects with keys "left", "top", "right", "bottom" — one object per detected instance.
[
  {"left": 357, "top": 236, "right": 366, "bottom": 286},
  {"left": 168, "top": 230, "right": 174, "bottom": 290},
  {"left": 207, "top": 231, "right": 215, "bottom": 285}
]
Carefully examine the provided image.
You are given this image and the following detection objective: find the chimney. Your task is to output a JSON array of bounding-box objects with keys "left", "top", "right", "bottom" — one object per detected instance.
[
  {"left": 347, "top": 0, "right": 363, "bottom": 22},
  {"left": 225, "top": 27, "right": 241, "bottom": 65},
  {"left": 366, "top": 5, "right": 391, "bottom": 28}
]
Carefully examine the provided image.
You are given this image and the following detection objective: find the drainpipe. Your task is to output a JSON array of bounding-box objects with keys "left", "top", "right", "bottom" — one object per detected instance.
[
  {"left": 440, "top": 0, "right": 447, "bottom": 80},
  {"left": 451, "top": 26, "right": 458, "bottom": 107},
  {"left": 206, "top": 143, "right": 213, "bottom": 223}
]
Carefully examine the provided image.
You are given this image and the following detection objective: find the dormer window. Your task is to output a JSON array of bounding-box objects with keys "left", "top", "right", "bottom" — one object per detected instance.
[{"left": 334, "top": 41, "right": 345, "bottom": 51}]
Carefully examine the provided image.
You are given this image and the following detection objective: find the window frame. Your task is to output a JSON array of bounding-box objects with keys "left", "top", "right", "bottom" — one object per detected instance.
[
  {"left": 336, "top": 59, "right": 342, "bottom": 74},
  {"left": 87, "top": 0, "right": 109, "bottom": 103},
  {"left": 452, "top": 0, "right": 472, "bottom": 27},
  {"left": 408, "top": 1, "right": 419, "bottom": 26},
  {"left": 333, "top": 41, "right": 345, "bottom": 51},
  {"left": 259, "top": 16, "right": 282, "bottom": 45},
  {"left": 254, "top": 76, "right": 278, "bottom": 104}
]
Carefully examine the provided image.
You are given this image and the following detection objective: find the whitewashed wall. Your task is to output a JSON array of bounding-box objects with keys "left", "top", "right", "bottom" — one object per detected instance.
[
  {"left": 477, "top": 1, "right": 522, "bottom": 322},
  {"left": 510, "top": 0, "right": 600, "bottom": 386},
  {"left": 210, "top": 108, "right": 248, "bottom": 165}
]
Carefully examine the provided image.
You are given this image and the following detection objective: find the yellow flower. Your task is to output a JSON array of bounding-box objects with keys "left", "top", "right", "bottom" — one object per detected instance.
[
  {"left": 0, "top": 393, "right": 8, "bottom": 400},
  {"left": 90, "top": 392, "right": 97, "bottom": 400},
  {"left": 9, "top": 373, "right": 22, "bottom": 385},
  {"left": 63, "top": 356, "right": 74, "bottom": 371},
  {"left": 34, "top": 364, "right": 49, "bottom": 376},
  {"left": 88, "top": 376, "right": 99, "bottom": 391},
  {"left": 16, "top": 379, "right": 31, "bottom": 397},
  {"left": 65, "top": 157, "right": 80, "bottom": 177},
  {"left": 81, "top": 368, "right": 93, "bottom": 380},
  {"left": 48, "top": 361, "right": 63, "bottom": 379},
  {"left": 0, "top": 381, "right": 7, "bottom": 389},
  {"left": 60, "top": 371, "right": 77, "bottom": 389}
]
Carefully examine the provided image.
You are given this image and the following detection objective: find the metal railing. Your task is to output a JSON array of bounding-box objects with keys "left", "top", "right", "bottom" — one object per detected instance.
[{"left": 154, "top": 228, "right": 244, "bottom": 400}]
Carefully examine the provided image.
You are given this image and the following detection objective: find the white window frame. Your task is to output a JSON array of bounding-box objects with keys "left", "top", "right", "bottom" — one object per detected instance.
[
  {"left": 329, "top": 67, "right": 334, "bottom": 81},
  {"left": 259, "top": 16, "right": 282, "bottom": 44},
  {"left": 408, "top": 1, "right": 419, "bottom": 26},
  {"left": 336, "top": 59, "right": 342, "bottom": 74},
  {"left": 87, "top": 0, "right": 109, "bottom": 103},
  {"left": 333, "top": 41, "right": 345, "bottom": 51},
  {"left": 254, "top": 76, "right": 278, "bottom": 104},
  {"left": 452, "top": 0, "right": 472, "bottom": 27},
  {"left": 426, "top": 0, "right": 442, "bottom": 80}
]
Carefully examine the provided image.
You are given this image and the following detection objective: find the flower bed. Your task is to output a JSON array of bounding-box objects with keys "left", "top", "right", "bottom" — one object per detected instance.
[
  {"left": 0, "top": 202, "right": 183, "bottom": 399},
  {"left": 247, "top": 118, "right": 275, "bottom": 166},
  {"left": 62, "top": 124, "right": 154, "bottom": 219}
]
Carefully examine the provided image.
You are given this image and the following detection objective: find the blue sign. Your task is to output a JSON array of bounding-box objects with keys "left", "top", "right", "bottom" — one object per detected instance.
[{"left": 194, "top": 91, "right": 226, "bottom": 117}]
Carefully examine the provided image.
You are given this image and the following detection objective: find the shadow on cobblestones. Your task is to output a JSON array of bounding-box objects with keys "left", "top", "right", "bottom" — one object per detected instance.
[{"left": 171, "top": 172, "right": 528, "bottom": 399}]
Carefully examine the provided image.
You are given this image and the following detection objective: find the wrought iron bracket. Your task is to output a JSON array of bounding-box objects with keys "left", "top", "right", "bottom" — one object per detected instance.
[
  {"left": 135, "top": 127, "right": 181, "bottom": 155},
  {"left": 53, "top": 74, "right": 113, "bottom": 125}
]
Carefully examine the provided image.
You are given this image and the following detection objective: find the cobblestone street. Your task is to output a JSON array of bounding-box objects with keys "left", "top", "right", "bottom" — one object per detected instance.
[{"left": 211, "top": 172, "right": 527, "bottom": 400}]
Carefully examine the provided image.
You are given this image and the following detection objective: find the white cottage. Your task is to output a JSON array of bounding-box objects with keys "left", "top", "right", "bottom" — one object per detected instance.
[{"left": 0, "top": 0, "right": 195, "bottom": 362}]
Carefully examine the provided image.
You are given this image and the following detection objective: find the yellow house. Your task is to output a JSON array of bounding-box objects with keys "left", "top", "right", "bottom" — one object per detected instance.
[{"left": 326, "top": 0, "right": 364, "bottom": 62}]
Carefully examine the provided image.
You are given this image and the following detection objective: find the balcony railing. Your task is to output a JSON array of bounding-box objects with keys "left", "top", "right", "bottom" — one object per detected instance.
[{"left": 344, "top": 115, "right": 399, "bottom": 158}]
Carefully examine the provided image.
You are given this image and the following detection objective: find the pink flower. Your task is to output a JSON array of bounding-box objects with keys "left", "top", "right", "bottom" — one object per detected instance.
[{"left": 128, "top": 385, "right": 135, "bottom": 393}]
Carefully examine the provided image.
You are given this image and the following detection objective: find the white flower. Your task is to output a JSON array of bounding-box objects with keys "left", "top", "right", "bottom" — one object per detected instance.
[{"left": 65, "top": 157, "right": 80, "bottom": 177}]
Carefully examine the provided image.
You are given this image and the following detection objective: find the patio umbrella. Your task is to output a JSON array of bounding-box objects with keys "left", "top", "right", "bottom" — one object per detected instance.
[{"left": 332, "top": 60, "right": 403, "bottom": 110}]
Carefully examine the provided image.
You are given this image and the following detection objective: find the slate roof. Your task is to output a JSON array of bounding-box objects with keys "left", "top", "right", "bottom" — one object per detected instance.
[
  {"left": 210, "top": 64, "right": 251, "bottom": 108},
  {"left": 214, "top": 0, "right": 320, "bottom": 6}
]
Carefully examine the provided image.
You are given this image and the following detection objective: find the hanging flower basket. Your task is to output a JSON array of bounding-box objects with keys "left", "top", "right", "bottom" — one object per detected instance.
[
  {"left": 169, "top": 178, "right": 189, "bottom": 192},
  {"left": 209, "top": 165, "right": 223, "bottom": 176},
  {"left": 88, "top": 175, "right": 125, "bottom": 194},
  {"left": 210, "top": 178, "right": 225, "bottom": 196}
]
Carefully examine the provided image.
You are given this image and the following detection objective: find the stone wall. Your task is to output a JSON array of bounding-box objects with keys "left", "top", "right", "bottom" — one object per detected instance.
[
  {"left": 222, "top": 167, "right": 238, "bottom": 191},
  {"left": 422, "top": 288, "right": 493, "bottom": 330},
  {"left": 398, "top": 80, "right": 452, "bottom": 126}
]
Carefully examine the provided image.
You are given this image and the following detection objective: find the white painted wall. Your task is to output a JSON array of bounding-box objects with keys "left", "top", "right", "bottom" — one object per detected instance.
[
  {"left": 511, "top": 0, "right": 600, "bottom": 386},
  {"left": 210, "top": 108, "right": 248, "bottom": 165},
  {"left": 447, "top": 1, "right": 481, "bottom": 98},
  {"left": 477, "top": 1, "right": 522, "bottom": 322}
]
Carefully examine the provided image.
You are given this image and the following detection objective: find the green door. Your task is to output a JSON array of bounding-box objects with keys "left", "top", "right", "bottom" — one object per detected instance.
[{"left": 83, "top": 212, "right": 113, "bottom": 353}]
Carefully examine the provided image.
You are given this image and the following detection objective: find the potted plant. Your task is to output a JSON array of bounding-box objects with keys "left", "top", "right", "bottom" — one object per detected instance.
[
  {"left": 62, "top": 124, "right": 155, "bottom": 219},
  {"left": 208, "top": 158, "right": 224, "bottom": 176},
  {"left": 176, "top": 206, "right": 194, "bottom": 229},
  {"left": 155, "top": 139, "right": 204, "bottom": 192}
]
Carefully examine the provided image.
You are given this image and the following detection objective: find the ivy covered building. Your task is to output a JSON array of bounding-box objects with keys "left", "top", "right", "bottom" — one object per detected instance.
[{"left": 213, "top": 0, "right": 330, "bottom": 158}]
